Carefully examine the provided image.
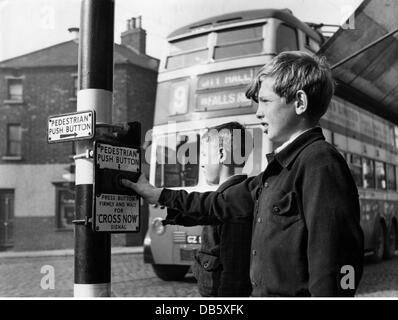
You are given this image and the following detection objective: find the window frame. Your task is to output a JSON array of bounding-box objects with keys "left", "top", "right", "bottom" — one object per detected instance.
[
  {"left": 72, "top": 74, "right": 78, "bottom": 98},
  {"left": 276, "top": 22, "right": 299, "bottom": 53},
  {"left": 6, "top": 123, "right": 22, "bottom": 157},
  {"left": 213, "top": 24, "right": 264, "bottom": 61},
  {"left": 5, "top": 77, "right": 24, "bottom": 103}
]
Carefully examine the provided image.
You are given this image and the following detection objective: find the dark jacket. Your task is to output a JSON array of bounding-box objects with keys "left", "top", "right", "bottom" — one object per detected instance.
[
  {"left": 159, "top": 128, "right": 364, "bottom": 297},
  {"left": 164, "top": 175, "right": 253, "bottom": 297}
]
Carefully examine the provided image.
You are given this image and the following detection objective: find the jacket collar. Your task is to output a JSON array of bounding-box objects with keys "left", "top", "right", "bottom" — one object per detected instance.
[{"left": 267, "top": 127, "right": 325, "bottom": 169}]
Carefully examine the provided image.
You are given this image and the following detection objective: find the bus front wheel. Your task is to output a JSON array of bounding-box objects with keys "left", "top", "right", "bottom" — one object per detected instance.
[
  {"left": 384, "top": 224, "right": 397, "bottom": 260},
  {"left": 152, "top": 264, "right": 190, "bottom": 281}
]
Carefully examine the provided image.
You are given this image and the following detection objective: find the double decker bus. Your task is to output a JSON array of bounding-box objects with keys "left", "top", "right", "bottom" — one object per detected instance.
[{"left": 143, "top": 9, "right": 398, "bottom": 281}]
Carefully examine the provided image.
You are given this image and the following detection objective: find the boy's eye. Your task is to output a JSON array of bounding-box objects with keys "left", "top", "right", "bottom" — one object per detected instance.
[{"left": 259, "top": 97, "right": 269, "bottom": 103}]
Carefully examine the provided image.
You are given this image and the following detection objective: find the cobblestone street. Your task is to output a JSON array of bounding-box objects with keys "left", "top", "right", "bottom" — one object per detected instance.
[{"left": 0, "top": 252, "right": 397, "bottom": 297}]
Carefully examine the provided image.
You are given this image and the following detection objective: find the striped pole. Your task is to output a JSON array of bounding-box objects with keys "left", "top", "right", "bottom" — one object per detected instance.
[{"left": 74, "top": 0, "right": 114, "bottom": 297}]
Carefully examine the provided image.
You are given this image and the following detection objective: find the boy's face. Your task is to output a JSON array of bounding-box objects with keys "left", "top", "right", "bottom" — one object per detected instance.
[
  {"left": 256, "top": 76, "right": 298, "bottom": 144},
  {"left": 201, "top": 137, "right": 221, "bottom": 185}
]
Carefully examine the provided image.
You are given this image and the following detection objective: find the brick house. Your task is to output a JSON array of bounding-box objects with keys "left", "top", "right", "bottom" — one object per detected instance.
[{"left": 0, "top": 19, "right": 159, "bottom": 251}]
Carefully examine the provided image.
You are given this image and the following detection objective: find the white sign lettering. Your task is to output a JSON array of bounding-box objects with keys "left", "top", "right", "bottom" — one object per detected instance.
[
  {"left": 95, "top": 193, "right": 139, "bottom": 232},
  {"left": 96, "top": 143, "right": 140, "bottom": 172},
  {"left": 196, "top": 89, "right": 251, "bottom": 110},
  {"left": 48, "top": 111, "right": 94, "bottom": 143}
]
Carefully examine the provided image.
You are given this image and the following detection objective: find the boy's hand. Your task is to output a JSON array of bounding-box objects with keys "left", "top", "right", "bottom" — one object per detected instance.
[{"left": 121, "top": 173, "right": 162, "bottom": 204}]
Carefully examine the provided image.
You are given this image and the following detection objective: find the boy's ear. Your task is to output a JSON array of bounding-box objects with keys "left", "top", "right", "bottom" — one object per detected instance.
[
  {"left": 295, "top": 90, "right": 308, "bottom": 115},
  {"left": 219, "top": 147, "right": 227, "bottom": 164}
]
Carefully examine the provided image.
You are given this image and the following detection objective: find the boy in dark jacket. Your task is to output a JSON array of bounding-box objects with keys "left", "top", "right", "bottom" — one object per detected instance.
[{"left": 123, "top": 52, "right": 364, "bottom": 297}]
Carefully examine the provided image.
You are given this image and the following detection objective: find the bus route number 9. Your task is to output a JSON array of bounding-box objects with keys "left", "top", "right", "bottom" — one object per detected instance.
[{"left": 169, "top": 81, "right": 189, "bottom": 115}]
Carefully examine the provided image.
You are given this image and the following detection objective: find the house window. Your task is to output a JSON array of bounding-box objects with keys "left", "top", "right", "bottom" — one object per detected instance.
[
  {"left": 7, "top": 78, "right": 23, "bottom": 101},
  {"left": 7, "top": 124, "right": 22, "bottom": 156},
  {"left": 72, "top": 75, "right": 78, "bottom": 97},
  {"left": 56, "top": 185, "right": 75, "bottom": 229}
]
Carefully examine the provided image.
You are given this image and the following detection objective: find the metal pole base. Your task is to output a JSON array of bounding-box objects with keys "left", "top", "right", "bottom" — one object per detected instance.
[{"left": 74, "top": 283, "right": 111, "bottom": 297}]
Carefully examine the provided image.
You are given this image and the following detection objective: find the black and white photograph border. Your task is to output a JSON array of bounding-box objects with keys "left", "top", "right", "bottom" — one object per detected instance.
[{"left": 0, "top": 0, "right": 398, "bottom": 300}]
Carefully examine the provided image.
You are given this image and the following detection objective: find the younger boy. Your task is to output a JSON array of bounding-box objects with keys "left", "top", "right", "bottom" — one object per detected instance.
[{"left": 163, "top": 122, "right": 253, "bottom": 297}]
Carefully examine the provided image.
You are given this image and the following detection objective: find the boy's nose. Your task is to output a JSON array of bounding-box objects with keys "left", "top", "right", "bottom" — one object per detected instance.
[{"left": 256, "top": 109, "right": 264, "bottom": 119}]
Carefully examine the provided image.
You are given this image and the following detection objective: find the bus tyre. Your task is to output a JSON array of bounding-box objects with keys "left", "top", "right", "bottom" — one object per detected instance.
[
  {"left": 152, "top": 264, "right": 190, "bottom": 281},
  {"left": 384, "top": 224, "right": 397, "bottom": 260},
  {"left": 371, "top": 222, "right": 385, "bottom": 263}
]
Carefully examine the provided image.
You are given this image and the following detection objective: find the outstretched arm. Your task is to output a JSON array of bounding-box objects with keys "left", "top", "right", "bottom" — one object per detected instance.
[{"left": 122, "top": 173, "right": 260, "bottom": 223}]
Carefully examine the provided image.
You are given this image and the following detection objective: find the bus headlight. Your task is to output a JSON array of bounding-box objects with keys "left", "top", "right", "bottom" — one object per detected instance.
[{"left": 152, "top": 217, "right": 166, "bottom": 235}]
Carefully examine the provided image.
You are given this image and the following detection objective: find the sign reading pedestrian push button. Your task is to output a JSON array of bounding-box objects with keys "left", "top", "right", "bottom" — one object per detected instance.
[
  {"left": 93, "top": 139, "right": 141, "bottom": 233},
  {"left": 47, "top": 110, "right": 95, "bottom": 143}
]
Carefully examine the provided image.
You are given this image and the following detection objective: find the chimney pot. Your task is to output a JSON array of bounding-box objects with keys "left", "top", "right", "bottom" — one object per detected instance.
[
  {"left": 121, "top": 17, "right": 146, "bottom": 54},
  {"left": 68, "top": 27, "right": 79, "bottom": 40}
]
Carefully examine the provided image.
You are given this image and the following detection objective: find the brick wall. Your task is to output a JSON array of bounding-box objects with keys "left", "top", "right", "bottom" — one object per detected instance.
[
  {"left": 0, "top": 67, "right": 77, "bottom": 164},
  {"left": 0, "top": 64, "right": 157, "bottom": 165},
  {"left": 126, "top": 64, "right": 158, "bottom": 145}
]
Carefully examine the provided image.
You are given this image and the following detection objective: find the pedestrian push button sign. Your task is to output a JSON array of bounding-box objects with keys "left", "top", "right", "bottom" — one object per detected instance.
[
  {"left": 93, "top": 140, "right": 141, "bottom": 233},
  {"left": 97, "top": 144, "right": 139, "bottom": 172},
  {"left": 48, "top": 110, "right": 95, "bottom": 143}
]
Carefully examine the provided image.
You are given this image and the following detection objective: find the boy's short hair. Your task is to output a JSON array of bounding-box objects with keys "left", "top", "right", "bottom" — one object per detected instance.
[
  {"left": 246, "top": 51, "right": 335, "bottom": 121},
  {"left": 202, "top": 121, "right": 250, "bottom": 168}
]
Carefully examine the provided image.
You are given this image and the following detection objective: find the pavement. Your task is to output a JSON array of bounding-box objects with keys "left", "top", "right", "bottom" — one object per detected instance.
[
  {"left": 0, "top": 246, "right": 143, "bottom": 259},
  {"left": 1, "top": 248, "right": 398, "bottom": 297}
]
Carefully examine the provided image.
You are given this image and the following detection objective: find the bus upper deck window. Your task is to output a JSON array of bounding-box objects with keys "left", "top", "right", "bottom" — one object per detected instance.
[
  {"left": 167, "top": 35, "right": 209, "bottom": 69},
  {"left": 276, "top": 23, "right": 298, "bottom": 53},
  {"left": 170, "top": 35, "right": 208, "bottom": 54},
  {"left": 214, "top": 25, "right": 264, "bottom": 60},
  {"left": 166, "top": 50, "right": 209, "bottom": 70},
  {"left": 154, "top": 134, "right": 200, "bottom": 188}
]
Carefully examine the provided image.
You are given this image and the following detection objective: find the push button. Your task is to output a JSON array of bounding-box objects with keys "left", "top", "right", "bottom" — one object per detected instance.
[
  {"left": 264, "top": 182, "right": 269, "bottom": 188},
  {"left": 272, "top": 205, "right": 280, "bottom": 213},
  {"left": 257, "top": 217, "right": 262, "bottom": 223}
]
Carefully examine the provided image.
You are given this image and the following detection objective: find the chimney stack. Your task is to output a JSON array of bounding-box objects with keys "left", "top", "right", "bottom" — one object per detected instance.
[{"left": 121, "top": 16, "right": 146, "bottom": 55}]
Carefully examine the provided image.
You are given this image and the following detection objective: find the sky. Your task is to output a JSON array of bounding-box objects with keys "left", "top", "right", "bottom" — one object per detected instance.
[{"left": 0, "top": 0, "right": 363, "bottom": 62}]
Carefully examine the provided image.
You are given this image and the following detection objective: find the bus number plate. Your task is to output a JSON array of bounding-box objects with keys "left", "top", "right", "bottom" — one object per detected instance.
[{"left": 186, "top": 235, "right": 201, "bottom": 244}]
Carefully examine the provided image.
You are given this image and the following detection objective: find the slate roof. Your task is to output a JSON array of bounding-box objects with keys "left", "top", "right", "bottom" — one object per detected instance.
[{"left": 0, "top": 40, "right": 159, "bottom": 71}]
